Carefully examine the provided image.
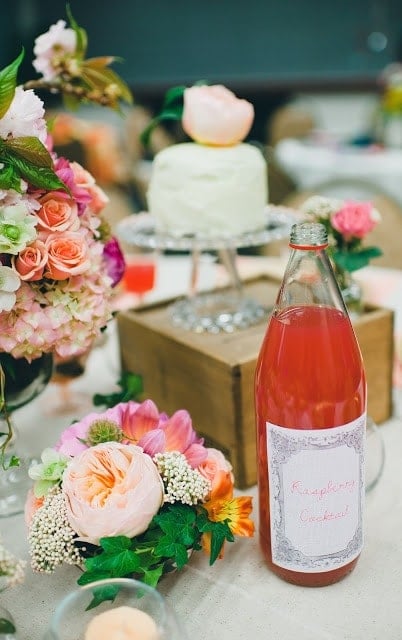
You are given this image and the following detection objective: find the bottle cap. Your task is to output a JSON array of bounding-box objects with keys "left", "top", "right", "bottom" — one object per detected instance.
[{"left": 289, "top": 222, "right": 328, "bottom": 250}]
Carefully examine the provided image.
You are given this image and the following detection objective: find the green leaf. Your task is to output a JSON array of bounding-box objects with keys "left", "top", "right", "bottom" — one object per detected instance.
[
  {"left": 66, "top": 4, "right": 87, "bottom": 59},
  {"left": 196, "top": 509, "right": 234, "bottom": 565},
  {"left": 5, "top": 154, "right": 68, "bottom": 192},
  {"left": 162, "top": 85, "right": 186, "bottom": 108},
  {"left": 77, "top": 570, "right": 112, "bottom": 586},
  {"left": 0, "top": 617, "right": 16, "bottom": 634},
  {"left": 80, "top": 65, "right": 133, "bottom": 105},
  {"left": 154, "top": 504, "right": 197, "bottom": 544},
  {"left": 0, "top": 49, "right": 24, "bottom": 119},
  {"left": 0, "top": 163, "right": 23, "bottom": 191},
  {"left": 141, "top": 109, "right": 183, "bottom": 148},
  {"left": 4, "top": 136, "right": 53, "bottom": 167},
  {"left": 83, "top": 544, "right": 141, "bottom": 577},
  {"left": 86, "top": 584, "right": 120, "bottom": 610},
  {"left": 334, "top": 247, "right": 383, "bottom": 273},
  {"left": 141, "top": 565, "right": 165, "bottom": 588},
  {"left": 92, "top": 372, "right": 143, "bottom": 408},
  {"left": 99, "top": 536, "right": 132, "bottom": 553}
]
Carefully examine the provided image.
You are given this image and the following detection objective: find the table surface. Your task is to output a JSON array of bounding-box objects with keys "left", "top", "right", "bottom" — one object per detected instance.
[{"left": 2, "top": 256, "right": 402, "bottom": 640}]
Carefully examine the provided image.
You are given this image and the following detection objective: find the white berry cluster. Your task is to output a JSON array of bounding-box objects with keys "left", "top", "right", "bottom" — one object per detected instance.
[
  {"left": 0, "top": 535, "right": 26, "bottom": 587},
  {"left": 154, "top": 452, "right": 210, "bottom": 505},
  {"left": 28, "top": 486, "right": 81, "bottom": 573}
]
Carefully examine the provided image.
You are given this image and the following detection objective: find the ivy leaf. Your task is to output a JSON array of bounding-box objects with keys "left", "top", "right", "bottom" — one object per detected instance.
[
  {"left": 92, "top": 372, "right": 143, "bottom": 408},
  {"left": 77, "top": 570, "right": 112, "bottom": 586},
  {"left": 99, "top": 535, "right": 132, "bottom": 553},
  {"left": 154, "top": 503, "right": 197, "bottom": 546},
  {"left": 83, "top": 536, "right": 141, "bottom": 577},
  {"left": 154, "top": 539, "right": 190, "bottom": 569},
  {"left": 196, "top": 510, "right": 234, "bottom": 565},
  {"left": 141, "top": 564, "right": 165, "bottom": 588},
  {"left": 0, "top": 618, "right": 16, "bottom": 634},
  {"left": 0, "top": 48, "right": 24, "bottom": 119},
  {"left": 86, "top": 584, "right": 120, "bottom": 611}
]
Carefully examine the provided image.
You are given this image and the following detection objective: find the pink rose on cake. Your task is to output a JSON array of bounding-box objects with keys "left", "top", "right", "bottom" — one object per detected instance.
[{"left": 182, "top": 84, "right": 254, "bottom": 146}]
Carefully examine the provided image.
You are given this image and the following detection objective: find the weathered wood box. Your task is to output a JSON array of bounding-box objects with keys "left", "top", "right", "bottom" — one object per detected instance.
[{"left": 117, "top": 277, "right": 394, "bottom": 488}]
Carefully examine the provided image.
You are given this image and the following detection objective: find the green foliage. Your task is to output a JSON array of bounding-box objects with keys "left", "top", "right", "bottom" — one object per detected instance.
[
  {"left": 334, "top": 246, "right": 383, "bottom": 273},
  {"left": 66, "top": 4, "right": 87, "bottom": 59},
  {"left": 140, "top": 85, "right": 186, "bottom": 148},
  {"left": 0, "top": 49, "right": 24, "bottom": 118},
  {"left": 0, "top": 618, "right": 16, "bottom": 634},
  {"left": 77, "top": 502, "right": 232, "bottom": 605},
  {"left": 92, "top": 371, "right": 144, "bottom": 408}
]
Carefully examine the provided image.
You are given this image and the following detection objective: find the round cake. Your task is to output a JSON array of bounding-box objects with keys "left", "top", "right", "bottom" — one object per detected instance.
[{"left": 147, "top": 142, "right": 268, "bottom": 237}]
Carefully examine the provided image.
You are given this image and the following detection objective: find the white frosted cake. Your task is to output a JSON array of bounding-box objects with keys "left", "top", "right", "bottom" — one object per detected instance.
[{"left": 147, "top": 142, "right": 268, "bottom": 237}]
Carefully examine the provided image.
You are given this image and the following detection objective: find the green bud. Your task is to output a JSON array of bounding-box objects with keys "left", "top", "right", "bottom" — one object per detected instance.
[{"left": 87, "top": 419, "right": 123, "bottom": 446}]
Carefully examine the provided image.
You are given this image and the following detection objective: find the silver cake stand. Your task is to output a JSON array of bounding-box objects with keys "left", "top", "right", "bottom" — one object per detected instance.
[{"left": 116, "top": 206, "right": 296, "bottom": 333}]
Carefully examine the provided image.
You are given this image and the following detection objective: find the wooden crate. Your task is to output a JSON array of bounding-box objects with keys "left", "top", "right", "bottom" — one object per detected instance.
[{"left": 117, "top": 277, "right": 394, "bottom": 488}]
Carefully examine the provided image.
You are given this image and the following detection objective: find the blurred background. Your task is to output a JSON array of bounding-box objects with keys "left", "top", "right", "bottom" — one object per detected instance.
[{"left": 3, "top": 0, "right": 402, "bottom": 265}]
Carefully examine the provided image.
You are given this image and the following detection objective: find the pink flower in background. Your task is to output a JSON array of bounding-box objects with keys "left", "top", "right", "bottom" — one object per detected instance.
[
  {"left": 103, "top": 237, "right": 126, "bottom": 286},
  {"left": 33, "top": 20, "right": 76, "bottom": 81},
  {"left": 182, "top": 84, "right": 254, "bottom": 146},
  {"left": 331, "top": 201, "right": 379, "bottom": 240},
  {"left": 63, "top": 442, "right": 164, "bottom": 544}
]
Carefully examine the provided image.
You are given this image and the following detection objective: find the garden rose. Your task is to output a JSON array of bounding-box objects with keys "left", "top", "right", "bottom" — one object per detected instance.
[
  {"left": 182, "top": 84, "right": 254, "bottom": 146},
  {"left": 12, "top": 239, "right": 48, "bottom": 281},
  {"left": 36, "top": 193, "right": 79, "bottom": 233},
  {"left": 63, "top": 442, "right": 164, "bottom": 544},
  {"left": 198, "top": 448, "right": 234, "bottom": 498},
  {"left": 331, "top": 201, "right": 379, "bottom": 240},
  {"left": 44, "top": 231, "right": 90, "bottom": 279}
]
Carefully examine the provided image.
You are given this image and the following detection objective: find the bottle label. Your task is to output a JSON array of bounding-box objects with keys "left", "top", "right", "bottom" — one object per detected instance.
[{"left": 266, "top": 416, "right": 365, "bottom": 572}]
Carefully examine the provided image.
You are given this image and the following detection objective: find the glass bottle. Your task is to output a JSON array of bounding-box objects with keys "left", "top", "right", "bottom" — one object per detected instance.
[{"left": 255, "top": 222, "right": 366, "bottom": 587}]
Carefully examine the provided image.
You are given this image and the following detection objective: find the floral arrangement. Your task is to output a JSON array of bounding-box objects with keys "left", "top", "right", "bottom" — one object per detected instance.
[
  {"left": 0, "top": 8, "right": 131, "bottom": 363},
  {"left": 0, "top": 9, "right": 131, "bottom": 464},
  {"left": 0, "top": 535, "right": 25, "bottom": 590},
  {"left": 26, "top": 399, "right": 254, "bottom": 595},
  {"left": 141, "top": 83, "right": 254, "bottom": 147},
  {"left": 300, "top": 195, "right": 382, "bottom": 273}
]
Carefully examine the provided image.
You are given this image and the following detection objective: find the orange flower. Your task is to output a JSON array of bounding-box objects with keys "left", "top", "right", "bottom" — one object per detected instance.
[{"left": 201, "top": 493, "right": 254, "bottom": 557}]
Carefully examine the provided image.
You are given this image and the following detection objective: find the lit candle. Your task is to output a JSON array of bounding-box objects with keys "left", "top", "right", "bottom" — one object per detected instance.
[{"left": 84, "top": 605, "right": 159, "bottom": 639}]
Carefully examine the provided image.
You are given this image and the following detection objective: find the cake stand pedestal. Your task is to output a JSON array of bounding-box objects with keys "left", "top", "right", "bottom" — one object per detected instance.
[{"left": 116, "top": 206, "right": 296, "bottom": 333}]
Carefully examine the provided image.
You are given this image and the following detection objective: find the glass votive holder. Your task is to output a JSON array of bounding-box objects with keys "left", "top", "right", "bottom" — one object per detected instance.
[{"left": 43, "top": 578, "right": 187, "bottom": 640}]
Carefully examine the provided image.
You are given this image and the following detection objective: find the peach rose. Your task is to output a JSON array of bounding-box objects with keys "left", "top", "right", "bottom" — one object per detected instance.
[
  {"left": 70, "top": 161, "right": 109, "bottom": 214},
  {"left": 63, "top": 442, "right": 164, "bottom": 544},
  {"left": 44, "top": 231, "right": 90, "bottom": 279},
  {"left": 182, "top": 84, "right": 254, "bottom": 146},
  {"left": 197, "top": 448, "right": 234, "bottom": 498},
  {"left": 37, "top": 193, "right": 79, "bottom": 234},
  {"left": 12, "top": 239, "right": 48, "bottom": 281},
  {"left": 24, "top": 489, "right": 44, "bottom": 527}
]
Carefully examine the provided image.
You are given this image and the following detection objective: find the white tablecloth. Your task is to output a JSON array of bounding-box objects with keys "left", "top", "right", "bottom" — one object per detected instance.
[{"left": 2, "top": 256, "right": 402, "bottom": 640}]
